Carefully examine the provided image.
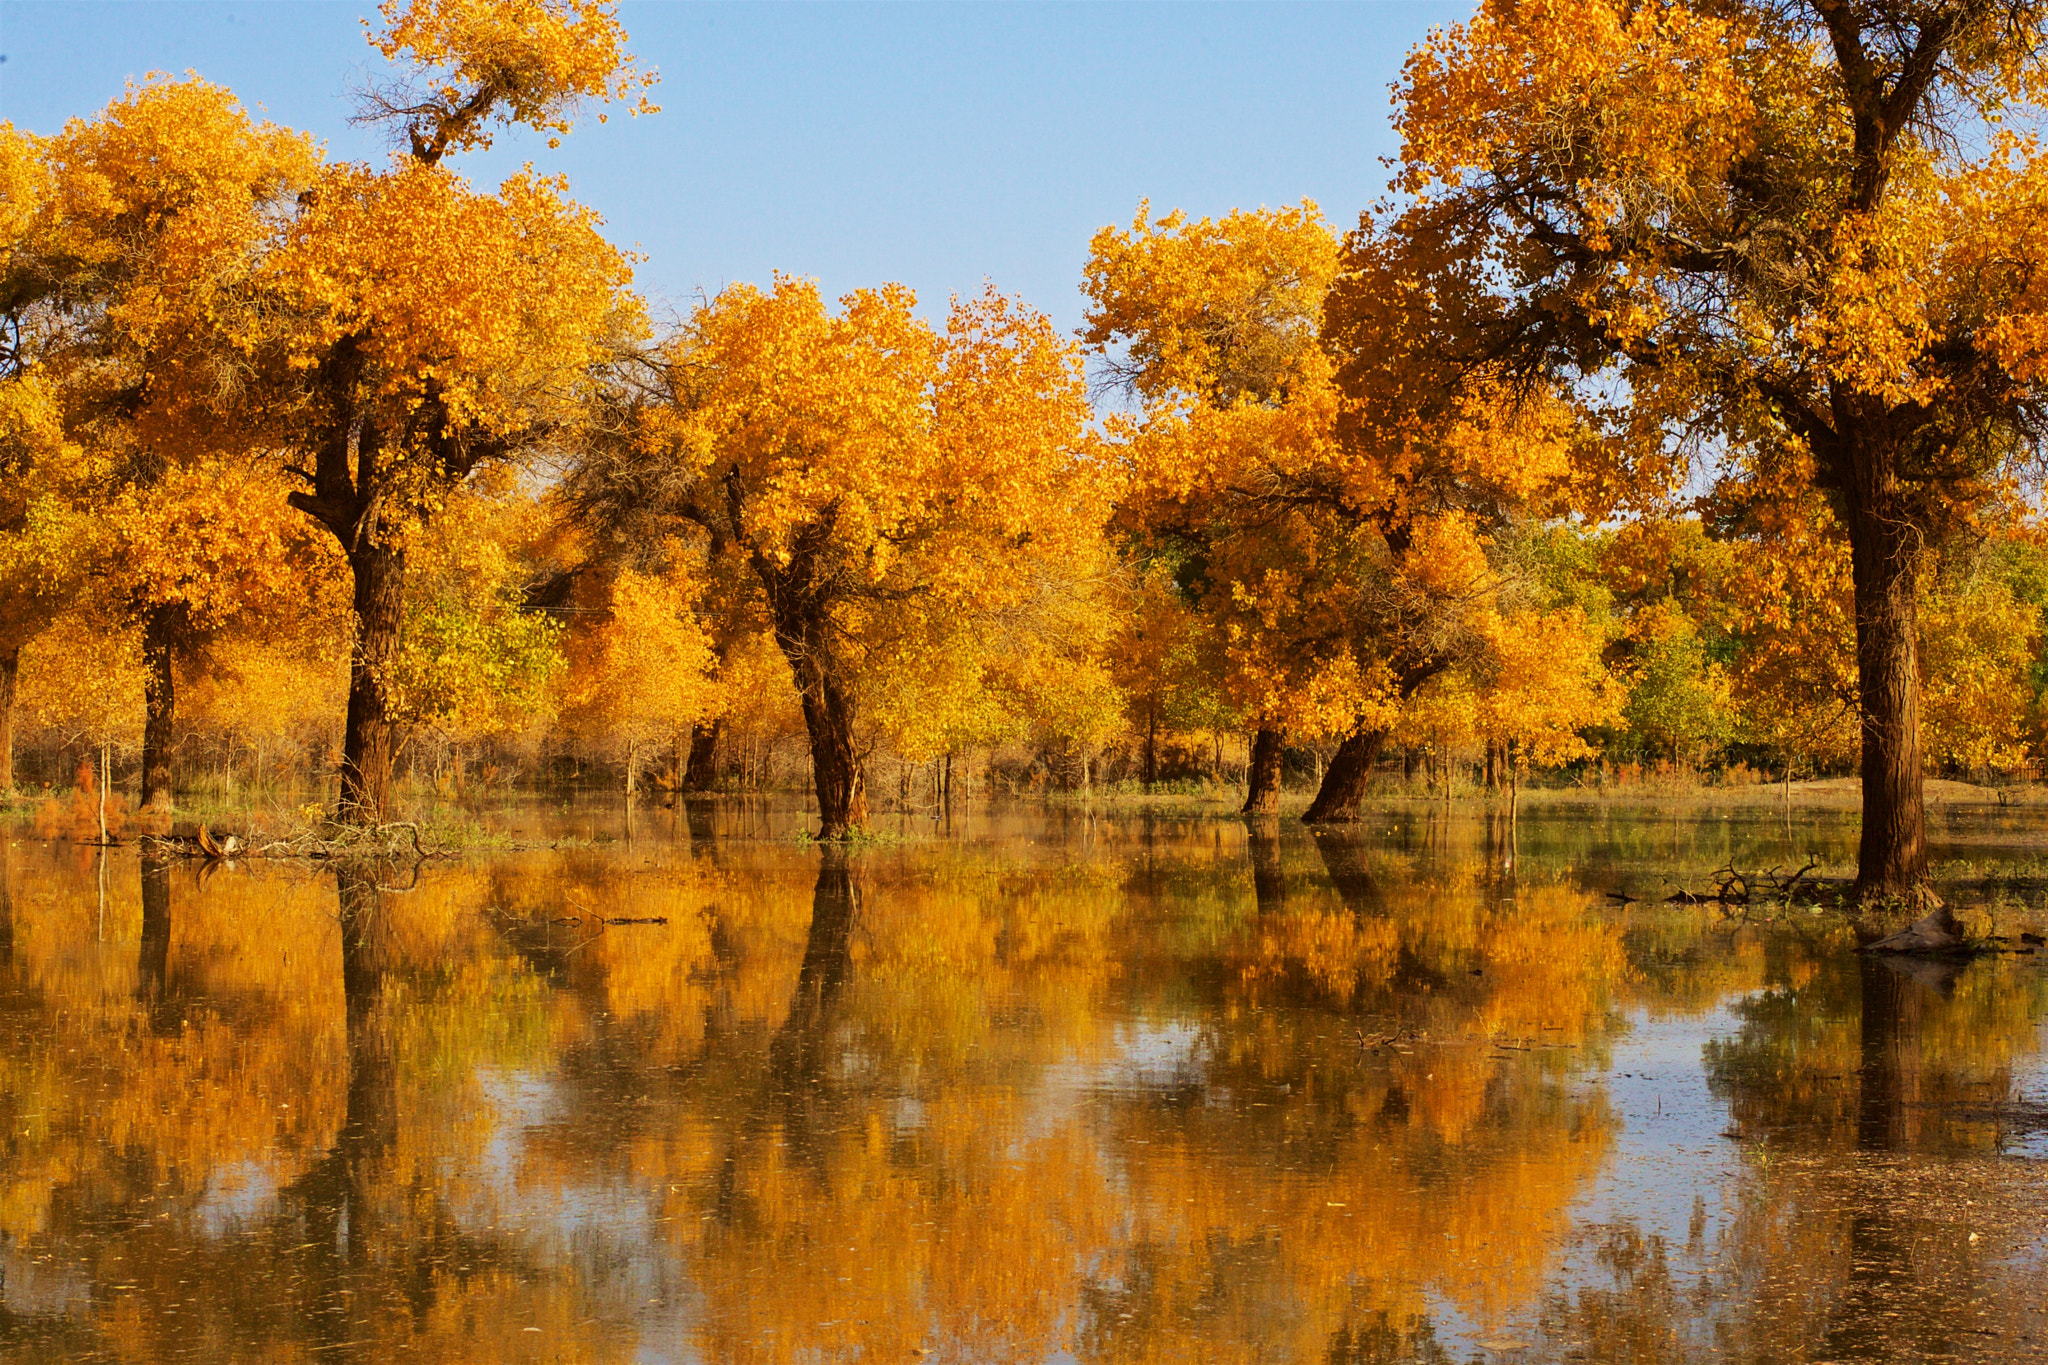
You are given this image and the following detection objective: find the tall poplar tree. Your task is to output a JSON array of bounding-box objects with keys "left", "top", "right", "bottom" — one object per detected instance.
[
  {"left": 268, "top": 0, "right": 650, "bottom": 819},
  {"left": 1381, "top": 0, "right": 2048, "bottom": 928}
]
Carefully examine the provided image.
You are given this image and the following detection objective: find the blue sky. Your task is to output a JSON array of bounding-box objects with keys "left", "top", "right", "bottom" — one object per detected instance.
[{"left": 0, "top": 1, "right": 1464, "bottom": 334}]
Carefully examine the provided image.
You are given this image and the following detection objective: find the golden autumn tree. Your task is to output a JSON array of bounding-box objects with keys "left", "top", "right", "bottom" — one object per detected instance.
[
  {"left": 1313, "top": 191, "right": 1630, "bottom": 825},
  {"left": 1473, "top": 606, "right": 1623, "bottom": 812},
  {"left": 27, "top": 78, "right": 321, "bottom": 811},
  {"left": 558, "top": 559, "right": 720, "bottom": 796},
  {"left": 1387, "top": 0, "right": 2048, "bottom": 927},
  {"left": 1084, "top": 202, "right": 1597, "bottom": 820},
  {"left": 257, "top": 0, "right": 649, "bottom": 821},
  {"left": 0, "top": 122, "right": 107, "bottom": 796},
  {"left": 1083, "top": 203, "right": 1367, "bottom": 813},
  {"left": 571, "top": 277, "right": 1108, "bottom": 838}
]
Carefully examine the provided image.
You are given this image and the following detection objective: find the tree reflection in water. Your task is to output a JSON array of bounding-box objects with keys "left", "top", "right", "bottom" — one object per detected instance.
[
  {"left": 1540, "top": 936, "right": 2048, "bottom": 1363},
  {"left": 0, "top": 811, "right": 2040, "bottom": 1362}
]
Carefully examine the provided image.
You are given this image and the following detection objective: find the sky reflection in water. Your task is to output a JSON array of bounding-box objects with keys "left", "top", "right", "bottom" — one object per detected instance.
[{"left": 0, "top": 801, "right": 2044, "bottom": 1363}]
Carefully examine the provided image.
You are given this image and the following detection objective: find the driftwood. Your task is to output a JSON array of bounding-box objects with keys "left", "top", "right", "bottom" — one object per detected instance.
[
  {"left": 1661, "top": 858, "right": 1828, "bottom": 908},
  {"left": 143, "top": 820, "right": 444, "bottom": 862}
]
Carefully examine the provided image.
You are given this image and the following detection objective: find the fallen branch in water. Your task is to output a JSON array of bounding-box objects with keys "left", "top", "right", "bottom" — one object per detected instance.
[
  {"left": 1662, "top": 858, "right": 1827, "bottom": 909},
  {"left": 143, "top": 819, "right": 449, "bottom": 863}
]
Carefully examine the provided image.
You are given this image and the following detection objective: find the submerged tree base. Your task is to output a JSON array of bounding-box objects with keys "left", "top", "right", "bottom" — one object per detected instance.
[{"left": 1863, "top": 902, "right": 1971, "bottom": 956}]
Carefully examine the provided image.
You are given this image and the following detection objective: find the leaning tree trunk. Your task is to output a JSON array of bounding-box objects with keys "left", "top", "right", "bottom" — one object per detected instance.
[
  {"left": 340, "top": 540, "right": 406, "bottom": 823},
  {"left": 1301, "top": 728, "right": 1388, "bottom": 824},
  {"left": 1845, "top": 467, "right": 1939, "bottom": 921},
  {"left": 140, "top": 606, "right": 179, "bottom": 813},
  {"left": 1242, "top": 726, "right": 1284, "bottom": 815},
  {"left": 0, "top": 643, "right": 18, "bottom": 798}
]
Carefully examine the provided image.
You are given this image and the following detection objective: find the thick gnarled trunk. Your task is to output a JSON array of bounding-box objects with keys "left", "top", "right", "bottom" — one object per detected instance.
[
  {"left": 1301, "top": 728, "right": 1387, "bottom": 824},
  {"left": 141, "top": 607, "right": 178, "bottom": 813},
  {"left": 1242, "top": 726, "right": 1284, "bottom": 815},
  {"left": 770, "top": 612, "right": 866, "bottom": 839},
  {"left": 340, "top": 541, "right": 406, "bottom": 822},
  {"left": 796, "top": 670, "right": 866, "bottom": 839},
  {"left": 1844, "top": 467, "right": 1934, "bottom": 912}
]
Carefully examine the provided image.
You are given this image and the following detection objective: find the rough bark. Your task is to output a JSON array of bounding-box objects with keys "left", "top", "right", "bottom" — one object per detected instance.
[
  {"left": 1301, "top": 728, "right": 1389, "bottom": 824},
  {"left": 682, "top": 719, "right": 723, "bottom": 791},
  {"left": 1242, "top": 727, "right": 1284, "bottom": 815},
  {"left": 0, "top": 643, "right": 17, "bottom": 798},
  {"left": 1845, "top": 475, "right": 1934, "bottom": 909},
  {"left": 796, "top": 669, "right": 866, "bottom": 839},
  {"left": 340, "top": 540, "right": 406, "bottom": 822},
  {"left": 766, "top": 604, "right": 866, "bottom": 839},
  {"left": 140, "top": 606, "right": 179, "bottom": 813}
]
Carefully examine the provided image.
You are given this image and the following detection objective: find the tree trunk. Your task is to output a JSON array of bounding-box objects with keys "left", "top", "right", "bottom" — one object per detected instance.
[
  {"left": 1144, "top": 705, "right": 1159, "bottom": 788},
  {"left": 1301, "top": 728, "right": 1388, "bottom": 824},
  {"left": 772, "top": 620, "right": 866, "bottom": 840},
  {"left": 141, "top": 606, "right": 178, "bottom": 813},
  {"left": 0, "top": 643, "right": 17, "bottom": 798},
  {"left": 624, "top": 739, "right": 638, "bottom": 800},
  {"left": 683, "top": 719, "right": 723, "bottom": 791},
  {"left": 1242, "top": 727, "right": 1284, "bottom": 815},
  {"left": 1844, "top": 479, "right": 1935, "bottom": 911},
  {"left": 339, "top": 540, "right": 406, "bottom": 823}
]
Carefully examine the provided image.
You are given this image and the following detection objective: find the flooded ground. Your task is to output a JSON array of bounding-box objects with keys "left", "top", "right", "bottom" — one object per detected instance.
[{"left": 1, "top": 800, "right": 2045, "bottom": 1363}]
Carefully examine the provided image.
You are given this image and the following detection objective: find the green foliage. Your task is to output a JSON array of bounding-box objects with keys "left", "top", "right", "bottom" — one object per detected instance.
[
  {"left": 1620, "top": 602, "right": 1734, "bottom": 765},
  {"left": 386, "top": 592, "right": 563, "bottom": 741}
]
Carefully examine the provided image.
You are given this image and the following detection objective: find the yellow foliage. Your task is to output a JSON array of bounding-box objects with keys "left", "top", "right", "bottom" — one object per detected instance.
[
  {"left": 15, "top": 610, "right": 146, "bottom": 749},
  {"left": 559, "top": 565, "right": 719, "bottom": 764},
  {"left": 275, "top": 160, "right": 637, "bottom": 441},
  {"left": 369, "top": 0, "right": 657, "bottom": 157},
  {"left": 1920, "top": 572, "right": 2041, "bottom": 771}
]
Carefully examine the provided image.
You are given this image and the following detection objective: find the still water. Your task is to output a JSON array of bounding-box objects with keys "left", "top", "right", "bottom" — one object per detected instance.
[{"left": 1, "top": 801, "right": 2045, "bottom": 1363}]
